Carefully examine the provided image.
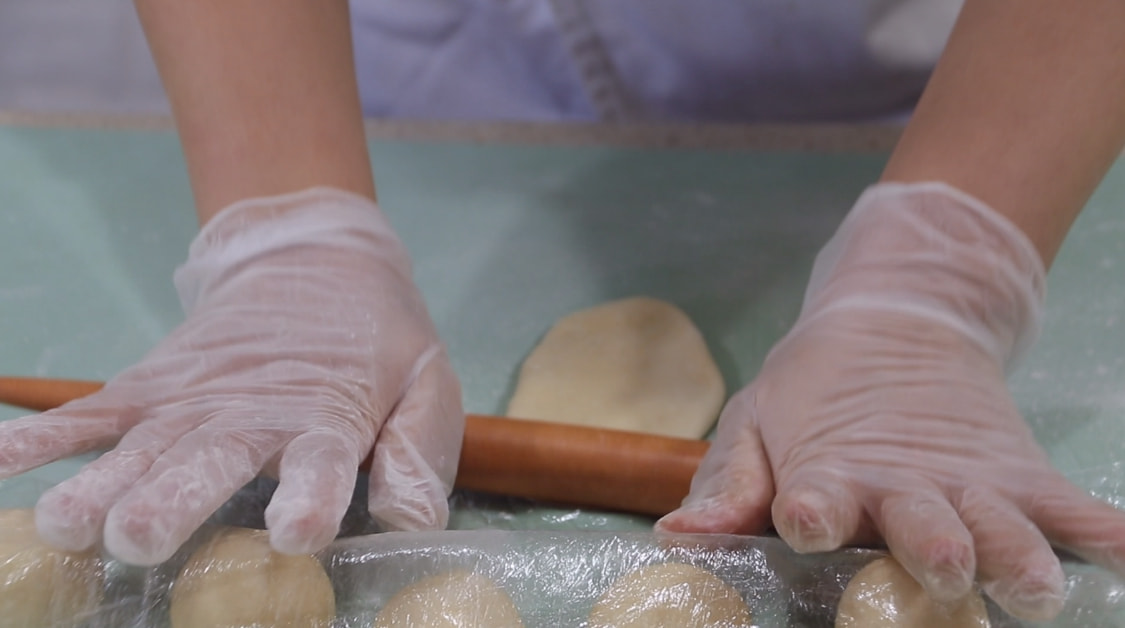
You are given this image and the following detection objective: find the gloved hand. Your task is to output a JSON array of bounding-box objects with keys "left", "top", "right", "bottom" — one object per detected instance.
[
  {"left": 658, "top": 182, "right": 1125, "bottom": 621},
  {"left": 0, "top": 187, "right": 463, "bottom": 565}
]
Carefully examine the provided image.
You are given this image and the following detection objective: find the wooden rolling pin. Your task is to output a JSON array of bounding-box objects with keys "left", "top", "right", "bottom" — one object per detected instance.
[{"left": 0, "top": 377, "right": 708, "bottom": 517}]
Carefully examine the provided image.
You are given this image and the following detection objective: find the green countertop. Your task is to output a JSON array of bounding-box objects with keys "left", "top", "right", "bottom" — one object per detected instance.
[{"left": 1, "top": 122, "right": 1123, "bottom": 528}]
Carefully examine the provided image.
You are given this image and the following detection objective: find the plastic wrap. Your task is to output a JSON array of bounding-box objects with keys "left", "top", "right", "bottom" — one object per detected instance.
[
  {"left": 0, "top": 509, "right": 104, "bottom": 628},
  {"left": 1, "top": 479, "right": 1124, "bottom": 627},
  {"left": 0, "top": 519, "right": 1123, "bottom": 627}
]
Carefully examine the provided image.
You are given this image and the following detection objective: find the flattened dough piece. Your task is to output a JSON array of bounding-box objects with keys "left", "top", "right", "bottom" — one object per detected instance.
[
  {"left": 0, "top": 509, "right": 103, "bottom": 628},
  {"left": 507, "top": 297, "right": 724, "bottom": 438},
  {"left": 588, "top": 562, "right": 753, "bottom": 627},
  {"left": 836, "top": 557, "right": 990, "bottom": 627},
  {"left": 372, "top": 570, "right": 524, "bottom": 627},
  {"left": 169, "top": 527, "right": 335, "bottom": 628}
]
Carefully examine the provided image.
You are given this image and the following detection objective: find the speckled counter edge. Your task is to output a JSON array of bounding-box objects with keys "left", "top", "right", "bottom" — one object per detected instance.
[{"left": 0, "top": 110, "right": 903, "bottom": 152}]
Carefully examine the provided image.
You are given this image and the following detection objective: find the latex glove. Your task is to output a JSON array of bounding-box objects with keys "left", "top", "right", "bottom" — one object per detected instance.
[
  {"left": 658, "top": 182, "right": 1125, "bottom": 621},
  {"left": 0, "top": 187, "right": 463, "bottom": 565}
]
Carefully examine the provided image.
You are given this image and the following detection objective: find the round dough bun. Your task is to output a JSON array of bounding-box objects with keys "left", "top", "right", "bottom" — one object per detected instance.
[
  {"left": 0, "top": 508, "right": 103, "bottom": 628},
  {"left": 587, "top": 562, "right": 753, "bottom": 627},
  {"left": 506, "top": 297, "right": 725, "bottom": 438},
  {"left": 169, "top": 527, "right": 335, "bottom": 628},
  {"left": 836, "top": 557, "right": 990, "bottom": 627},
  {"left": 372, "top": 569, "right": 524, "bottom": 627}
]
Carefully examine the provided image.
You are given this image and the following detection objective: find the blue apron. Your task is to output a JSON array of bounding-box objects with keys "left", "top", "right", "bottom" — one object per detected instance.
[
  {"left": 349, "top": 0, "right": 964, "bottom": 121},
  {"left": 0, "top": 0, "right": 962, "bottom": 122}
]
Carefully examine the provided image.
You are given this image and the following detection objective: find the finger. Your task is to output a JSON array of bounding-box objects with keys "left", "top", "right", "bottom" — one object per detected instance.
[
  {"left": 34, "top": 417, "right": 200, "bottom": 551},
  {"left": 958, "top": 487, "right": 1066, "bottom": 621},
  {"left": 368, "top": 348, "right": 463, "bottom": 532},
  {"left": 103, "top": 418, "right": 286, "bottom": 565},
  {"left": 1028, "top": 481, "right": 1125, "bottom": 575},
  {"left": 656, "top": 389, "right": 774, "bottom": 535},
  {"left": 874, "top": 489, "right": 976, "bottom": 602},
  {"left": 772, "top": 470, "right": 865, "bottom": 553},
  {"left": 0, "top": 383, "right": 141, "bottom": 478},
  {"left": 265, "top": 428, "right": 366, "bottom": 554}
]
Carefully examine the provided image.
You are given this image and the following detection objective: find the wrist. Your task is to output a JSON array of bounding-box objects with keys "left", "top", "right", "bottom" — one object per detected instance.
[
  {"left": 799, "top": 182, "right": 1046, "bottom": 368},
  {"left": 174, "top": 187, "right": 408, "bottom": 314}
]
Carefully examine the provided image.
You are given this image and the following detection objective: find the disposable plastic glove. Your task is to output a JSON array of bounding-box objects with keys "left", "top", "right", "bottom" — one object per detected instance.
[
  {"left": 0, "top": 187, "right": 463, "bottom": 565},
  {"left": 658, "top": 182, "right": 1125, "bottom": 621}
]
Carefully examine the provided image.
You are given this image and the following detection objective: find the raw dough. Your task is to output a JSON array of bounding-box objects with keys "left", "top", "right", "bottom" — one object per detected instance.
[
  {"left": 0, "top": 508, "right": 103, "bottom": 628},
  {"left": 169, "top": 527, "right": 335, "bottom": 628},
  {"left": 835, "top": 557, "right": 990, "bottom": 627},
  {"left": 506, "top": 297, "right": 725, "bottom": 438},
  {"left": 587, "top": 562, "right": 753, "bottom": 627},
  {"left": 371, "top": 569, "right": 524, "bottom": 627}
]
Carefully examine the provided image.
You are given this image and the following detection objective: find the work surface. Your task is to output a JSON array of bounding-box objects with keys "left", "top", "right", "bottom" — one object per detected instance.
[{"left": 1, "top": 120, "right": 1124, "bottom": 530}]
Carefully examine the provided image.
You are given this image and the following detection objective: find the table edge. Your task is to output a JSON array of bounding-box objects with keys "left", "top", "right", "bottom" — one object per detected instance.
[{"left": 0, "top": 110, "right": 903, "bottom": 152}]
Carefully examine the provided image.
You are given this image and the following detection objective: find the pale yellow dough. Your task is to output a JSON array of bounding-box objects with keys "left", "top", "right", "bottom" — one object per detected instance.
[
  {"left": 835, "top": 557, "right": 990, "bottom": 627},
  {"left": 507, "top": 297, "right": 725, "bottom": 438},
  {"left": 0, "top": 508, "right": 103, "bottom": 628},
  {"left": 169, "top": 527, "right": 335, "bottom": 628},
  {"left": 587, "top": 562, "right": 753, "bottom": 627},
  {"left": 371, "top": 570, "right": 524, "bottom": 627}
]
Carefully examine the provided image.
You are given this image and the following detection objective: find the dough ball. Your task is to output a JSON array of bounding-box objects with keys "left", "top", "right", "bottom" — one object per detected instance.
[
  {"left": 836, "top": 557, "right": 990, "bottom": 627},
  {"left": 169, "top": 527, "right": 335, "bottom": 628},
  {"left": 587, "top": 562, "right": 753, "bottom": 627},
  {"left": 507, "top": 297, "right": 724, "bottom": 439},
  {"left": 372, "top": 569, "right": 524, "bottom": 627},
  {"left": 0, "top": 508, "right": 103, "bottom": 628}
]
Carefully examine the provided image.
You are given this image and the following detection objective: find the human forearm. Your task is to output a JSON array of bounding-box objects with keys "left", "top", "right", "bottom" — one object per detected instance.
[
  {"left": 881, "top": 0, "right": 1125, "bottom": 266},
  {"left": 134, "top": 0, "right": 374, "bottom": 223}
]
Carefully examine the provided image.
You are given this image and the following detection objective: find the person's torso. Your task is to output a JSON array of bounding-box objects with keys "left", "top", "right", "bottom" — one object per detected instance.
[{"left": 350, "top": 0, "right": 964, "bottom": 122}]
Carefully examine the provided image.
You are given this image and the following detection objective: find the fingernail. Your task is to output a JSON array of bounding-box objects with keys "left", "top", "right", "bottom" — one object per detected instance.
[
  {"left": 1005, "top": 585, "right": 1065, "bottom": 622},
  {"left": 371, "top": 493, "right": 447, "bottom": 532},
  {"left": 781, "top": 492, "right": 839, "bottom": 552},
  {"left": 103, "top": 506, "right": 174, "bottom": 566},
  {"left": 677, "top": 495, "right": 723, "bottom": 514},
  {"left": 654, "top": 507, "right": 701, "bottom": 533},
  {"left": 655, "top": 497, "right": 732, "bottom": 533},
  {"left": 34, "top": 493, "right": 101, "bottom": 552},
  {"left": 984, "top": 562, "right": 1067, "bottom": 622},
  {"left": 265, "top": 503, "right": 338, "bottom": 555},
  {"left": 922, "top": 564, "right": 973, "bottom": 603},
  {"left": 920, "top": 539, "right": 974, "bottom": 602}
]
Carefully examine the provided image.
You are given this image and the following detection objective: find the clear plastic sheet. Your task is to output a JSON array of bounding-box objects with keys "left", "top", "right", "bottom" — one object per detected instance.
[
  {"left": 2, "top": 481, "right": 1125, "bottom": 626},
  {"left": 1, "top": 524, "right": 1123, "bottom": 625},
  {"left": 206, "top": 478, "right": 657, "bottom": 535},
  {"left": 0, "top": 509, "right": 104, "bottom": 628}
]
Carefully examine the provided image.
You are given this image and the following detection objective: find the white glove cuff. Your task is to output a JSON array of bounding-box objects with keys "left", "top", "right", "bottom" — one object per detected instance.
[
  {"left": 173, "top": 187, "right": 408, "bottom": 315},
  {"left": 799, "top": 182, "right": 1047, "bottom": 370}
]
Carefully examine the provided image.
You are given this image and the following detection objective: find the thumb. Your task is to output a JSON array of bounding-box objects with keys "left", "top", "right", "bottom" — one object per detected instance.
[
  {"left": 367, "top": 347, "right": 464, "bottom": 531},
  {"left": 656, "top": 388, "right": 774, "bottom": 535}
]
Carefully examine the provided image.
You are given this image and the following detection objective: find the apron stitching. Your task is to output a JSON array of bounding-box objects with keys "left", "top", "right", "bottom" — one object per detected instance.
[{"left": 547, "top": 0, "right": 641, "bottom": 121}]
